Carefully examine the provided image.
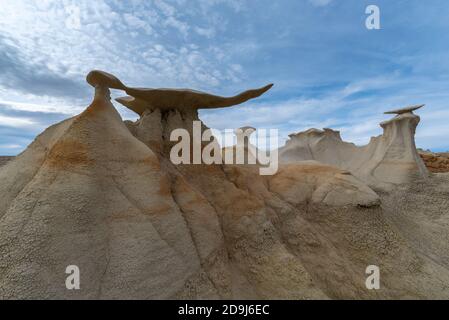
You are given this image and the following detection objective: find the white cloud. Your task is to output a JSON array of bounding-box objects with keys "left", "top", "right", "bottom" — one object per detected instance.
[
  {"left": 0, "top": 98, "right": 80, "bottom": 114},
  {"left": 0, "top": 0, "right": 239, "bottom": 84},
  {"left": 195, "top": 26, "right": 215, "bottom": 38},
  {"left": 0, "top": 114, "right": 35, "bottom": 127},
  {"left": 0, "top": 0, "right": 244, "bottom": 114},
  {"left": 164, "top": 16, "right": 190, "bottom": 36},
  {"left": 0, "top": 144, "right": 23, "bottom": 149},
  {"left": 308, "top": 0, "right": 333, "bottom": 7},
  {"left": 122, "top": 13, "right": 154, "bottom": 35},
  {"left": 195, "top": 0, "right": 245, "bottom": 12}
]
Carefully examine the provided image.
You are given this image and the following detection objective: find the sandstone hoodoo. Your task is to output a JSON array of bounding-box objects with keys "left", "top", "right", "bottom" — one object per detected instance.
[
  {"left": 279, "top": 105, "right": 428, "bottom": 190},
  {"left": 1, "top": 71, "right": 449, "bottom": 299},
  {"left": 92, "top": 69, "right": 274, "bottom": 157}
]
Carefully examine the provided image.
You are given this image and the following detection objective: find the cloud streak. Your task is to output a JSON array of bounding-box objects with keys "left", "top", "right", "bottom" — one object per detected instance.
[
  {"left": 0, "top": 36, "right": 88, "bottom": 99},
  {"left": 308, "top": 0, "right": 333, "bottom": 7}
]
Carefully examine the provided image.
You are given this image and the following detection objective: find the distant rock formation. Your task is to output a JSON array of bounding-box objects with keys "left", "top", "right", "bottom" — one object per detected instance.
[
  {"left": 419, "top": 150, "right": 449, "bottom": 173},
  {"left": 1, "top": 71, "right": 449, "bottom": 299},
  {"left": 279, "top": 105, "right": 429, "bottom": 190},
  {"left": 384, "top": 104, "right": 424, "bottom": 115}
]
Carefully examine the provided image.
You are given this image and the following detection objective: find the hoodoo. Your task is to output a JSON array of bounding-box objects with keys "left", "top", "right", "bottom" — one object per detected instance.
[
  {"left": 279, "top": 105, "right": 428, "bottom": 189},
  {"left": 375, "top": 104, "right": 428, "bottom": 185},
  {"left": 115, "top": 84, "right": 274, "bottom": 113},
  {"left": 384, "top": 104, "right": 424, "bottom": 115},
  {"left": 84, "top": 70, "right": 274, "bottom": 156}
]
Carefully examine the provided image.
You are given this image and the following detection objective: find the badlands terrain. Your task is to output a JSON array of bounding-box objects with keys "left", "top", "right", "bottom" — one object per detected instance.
[{"left": 0, "top": 71, "right": 448, "bottom": 299}]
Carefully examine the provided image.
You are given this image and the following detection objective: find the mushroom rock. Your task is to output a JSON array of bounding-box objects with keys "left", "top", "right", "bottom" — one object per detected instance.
[
  {"left": 370, "top": 105, "right": 428, "bottom": 185},
  {"left": 86, "top": 70, "right": 127, "bottom": 90},
  {"left": 117, "top": 84, "right": 274, "bottom": 114},
  {"left": 119, "top": 86, "right": 272, "bottom": 156},
  {"left": 90, "top": 68, "right": 275, "bottom": 156},
  {"left": 279, "top": 105, "right": 429, "bottom": 190},
  {"left": 384, "top": 104, "right": 424, "bottom": 115}
]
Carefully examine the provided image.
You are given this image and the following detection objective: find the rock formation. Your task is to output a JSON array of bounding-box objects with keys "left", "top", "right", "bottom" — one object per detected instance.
[
  {"left": 279, "top": 105, "right": 429, "bottom": 190},
  {"left": 384, "top": 104, "right": 424, "bottom": 115},
  {"left": 419, "top": 150, "right": 449, "bottom": 173},
  {"left": 1, "top": 71, "right": 449, "bottom": 299},
  {"left": 90, "top": 69, "right": 273, "bottom": 158},
  {"left": 222, "top": 126, "right": 259, "bottom": 165}
]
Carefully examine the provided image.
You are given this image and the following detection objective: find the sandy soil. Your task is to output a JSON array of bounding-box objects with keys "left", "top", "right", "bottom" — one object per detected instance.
[{"left": 381, "top": 173, "right": 449, "bottom": 269}]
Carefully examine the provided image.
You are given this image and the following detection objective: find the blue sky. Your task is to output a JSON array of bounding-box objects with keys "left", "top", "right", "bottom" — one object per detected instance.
[{"left": 1, "top": 0, "right": 449, "bottom": 155}]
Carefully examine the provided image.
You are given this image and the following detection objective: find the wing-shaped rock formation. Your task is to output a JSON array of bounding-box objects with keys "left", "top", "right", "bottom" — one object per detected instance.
[
  {"left": 86, "top": 70, "right": 273, "bottom": 115},
  {"left": 384, "top": 104, "right": 424, "bottom": 115},
  {"left": 85, "top": 70, "right": 272, "bottom": 157},
  {"left": 119, "top": 84, "right": 274, "bottom": 114}
]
